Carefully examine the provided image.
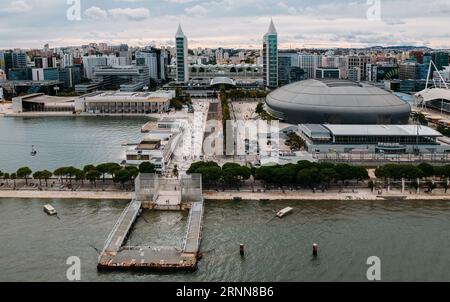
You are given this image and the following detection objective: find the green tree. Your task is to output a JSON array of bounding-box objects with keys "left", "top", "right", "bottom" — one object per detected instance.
[
  {"left": 114, "top": 169, "right": 131, "bottom": 189},
  {"left": 411, "top": 112, "right": 428, "bottom": 125},
  {"left": 173, "top": 164, "right": 179, "bottom": 178},
  {"left": 64, "top": 166, "right": 78, "bottom": 185},
  {"left": 125, "top": 166, "right": 139, "bottom": 180},
  {"left": 33, "top": 171, "right": 43, "bottom": 187},
  {"left": 320, "top": 168, "right": 338, "bottom": 188},
  {"left": 3, "top": 173, "right": 10, "bottom": 185},
  {"left": 74, "top": 169, "right": 85, "bottom": 185},
  {"left": 255, "top": 166, "right": 275, "bottom": 189},
  {"left": 17, "top": 167, "right": 32, "bottom": 186},
  {"left": 296, "top": 168, "right": 319, "bottom": 189},
  {"left": 197, "top": 166, "right": 222, "bottom": 189},
  {"left": 418, "top": 163, "right": 434, "bottom": 178},
  {"left": 11, "top": 173, "right": 17, "bottom": 188},
  {"left": 106, "top": 163, "right": 121, "bottom": 178},
  {"left": 255, "top": 103, "right": 264, "bottom": 114},
  {"left": 83, "top": 165, "right": 96, "bottom": 174},
  {"left": 275, "top": 164, "right": 298, "bottom": 190},
  {"left": 86, "top": 170, "right": 101, "bottom": 188},
  {"left": 96, "top": 163, "right": 110, "bottom": 184},
  {"left": 40, "top": 170, "right": 53, "bottom": 187},
  {"left": 54, "top": 167, "right": 67, "bottom": 184},
  {"left": 139, "top": 162, "right": 156, "bottom": 174}
]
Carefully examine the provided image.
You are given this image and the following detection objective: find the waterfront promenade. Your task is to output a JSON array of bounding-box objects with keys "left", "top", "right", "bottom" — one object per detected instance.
[
  {"left": 0, "top": 190, "right": 133, "bottom": 200},
  {"left": 2, "top": 187, "right": 450, "bottom": 201}
]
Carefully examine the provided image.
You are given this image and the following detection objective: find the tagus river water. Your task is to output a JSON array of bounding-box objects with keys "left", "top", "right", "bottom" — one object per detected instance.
[
  {"left": 0, "top": 116, "right": 149, "bottom": 172},
  {"left": 0, "top": 198, "right": 449, "bottom": 282}
]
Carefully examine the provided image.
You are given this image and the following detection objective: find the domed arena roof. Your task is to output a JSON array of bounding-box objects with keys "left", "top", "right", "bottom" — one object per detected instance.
[
  {"left": 265, "top": 79, "right": 411, "bottom": 124},
  {"left": 210, "top": 77, "right": 236, "bottom": 87}
]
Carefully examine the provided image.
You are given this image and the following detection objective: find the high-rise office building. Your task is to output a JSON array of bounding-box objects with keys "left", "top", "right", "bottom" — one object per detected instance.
[
  {"left": 315, "top": 68, "right": 340, "bottom": 79},
  {"left": 175, "top": 24, "right": 189, "bottom": 83},
  {"left": 32, "top": 68, "right": 59, "bottom": 81},
  {"left": 278, "top": 52, "right": 303, "bottom": 86},
  {"left": 432, "top": 52, "right": 450, "bottom": 71},
  {"left": 34, "top": 57, "right": 48, "bottom": 68},
  {"left": 348, "top": 55, "right": 370, "bottom": 80},
  {"left": 399, "top": 62, "right": 428, "bottom": 80},
  {"left": 348, "top": 67, "right": 361, "bottom": 82},
  {"left": 136, "top": 48, "right": 169, "bottom": 83},
  {"left": 299, "top": 54, "right": 321, "bottom": 79},
  {"left": 62, "top": 54, "right": 74, "bottom": 68},
  {"left": 263, "top": 19, "right": 278, "bottom": 88},
  {"left": 12, "top": 52, "right": 27, "bottom": 69},
  {"left": 82, "top": 56, "right": 108, "bottom": 79},
  {"left": 0, "top": 52, "right": 13, "bottom": 77}
]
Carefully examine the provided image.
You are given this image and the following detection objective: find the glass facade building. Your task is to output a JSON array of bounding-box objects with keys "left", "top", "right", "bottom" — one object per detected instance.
[
  {"left": 175, "top": 25, "right": 189, "bottom": 83},
  {"left": 263, "top": 20, "right": 278, "bottom": 88}
]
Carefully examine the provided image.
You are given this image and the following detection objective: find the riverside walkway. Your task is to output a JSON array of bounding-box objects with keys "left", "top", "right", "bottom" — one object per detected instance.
[{"left": 97, "top": 174, "right": 204, "bottom": 271}]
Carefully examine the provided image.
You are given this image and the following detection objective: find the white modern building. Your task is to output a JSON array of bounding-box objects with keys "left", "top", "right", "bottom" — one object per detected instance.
[
  {"left": 298, "top": 124, "right": 450, "bottom": 154},
  {"left": 75, "top": 90, "right": 175, "bottom": 114},
  {"left": 125, "top": 118, "right": 187, "bottom": 172},
  {"left": 62, "top": 54, "right": 74, "bottom": 68},
  {"left": 82, "top": 56, "right": 108, "bottom": 79}
]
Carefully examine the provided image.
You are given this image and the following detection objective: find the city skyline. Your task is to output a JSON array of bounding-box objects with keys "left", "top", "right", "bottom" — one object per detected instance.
[{"left": 1, "top": 0, "right": 450, "bottom": 50}]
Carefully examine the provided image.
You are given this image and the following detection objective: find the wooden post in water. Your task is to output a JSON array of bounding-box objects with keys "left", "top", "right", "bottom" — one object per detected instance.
[
  {"left": 401, "top": 178, "right": 405, "bottom": 193},
  {"left": 240, "top": 244, "right": 245, "bottom": 256},
  {"left": 313, "top": 243, "right": 318, "bottom": 257}
]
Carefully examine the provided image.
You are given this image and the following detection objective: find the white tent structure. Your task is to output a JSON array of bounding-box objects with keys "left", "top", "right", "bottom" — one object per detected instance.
[{"left": 415, "top": 60, "right": 450, "bottom": 111}]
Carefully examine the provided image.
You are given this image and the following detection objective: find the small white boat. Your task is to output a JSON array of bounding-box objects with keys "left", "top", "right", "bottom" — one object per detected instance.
[
  {"left": 276, "top": 207, "right": 293, "bottom": 218},
  {"left": 43, "top": 204, "right": 57, "bottom": 216}
]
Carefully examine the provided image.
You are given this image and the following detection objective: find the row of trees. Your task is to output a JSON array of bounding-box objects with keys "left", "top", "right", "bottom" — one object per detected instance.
[
  {"left": 0, "top": 162, "right": 156, "bottom": 189},
  {"left": 255, "top": 102, "right": 278, "bottom": 121},
  {"left": 187, "top": 160, "right": 369, "bottom": 191},
  {"left": 255, "top": 161, "right": 369, "bottom": 191},
  {"left": 375, "top": 163, "right": 450, "bottom": 180},
  {"left": 228, "top": 89, "right": 267, "bottom": 100},
  {"left": 187, "top": 161, "right": 251, "bottom": 190},
  {"left": 285, "top": 132, "right": 306, "bottom": 151},
  {"left": 220, "top": 85, "right": 231, "bottom": 150}
]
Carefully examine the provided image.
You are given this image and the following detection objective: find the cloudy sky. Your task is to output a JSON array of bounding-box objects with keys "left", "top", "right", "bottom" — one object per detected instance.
[{"left": 1, "top": 0, "right": 450, "bottom": 49}]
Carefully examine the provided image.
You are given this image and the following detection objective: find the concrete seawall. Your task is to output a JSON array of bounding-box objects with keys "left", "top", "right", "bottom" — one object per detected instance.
[
  {"left": 1, "top": 189, "right": 449, "bottom": 201},
  {"left": 0, "top": 190, "right": 133, "bottom": 200}
]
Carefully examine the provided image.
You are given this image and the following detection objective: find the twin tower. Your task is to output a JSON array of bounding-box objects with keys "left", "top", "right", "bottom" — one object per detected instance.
[{"left": 175, "top": 20, "right": 278, "bottom": 89}]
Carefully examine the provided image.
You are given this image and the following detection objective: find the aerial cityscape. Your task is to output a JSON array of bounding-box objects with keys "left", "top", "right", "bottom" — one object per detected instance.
[{"left": 1, "top": 0, "right": 450, "bottom": 286}]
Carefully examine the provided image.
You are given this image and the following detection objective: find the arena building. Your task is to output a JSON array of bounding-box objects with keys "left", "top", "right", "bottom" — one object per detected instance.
[{"left": 266, "top": 79, "right": 411, "bottom": 124}]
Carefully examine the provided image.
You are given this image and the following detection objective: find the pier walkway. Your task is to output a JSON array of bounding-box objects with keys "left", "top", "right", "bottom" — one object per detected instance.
[{"left": 98, "top": 174, "right": 204, "bottom": 271}]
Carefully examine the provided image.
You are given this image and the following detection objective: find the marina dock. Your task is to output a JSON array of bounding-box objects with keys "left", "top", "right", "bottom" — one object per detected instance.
[{"left": 98, "top": 174, "right": 204, "bottom": 271}]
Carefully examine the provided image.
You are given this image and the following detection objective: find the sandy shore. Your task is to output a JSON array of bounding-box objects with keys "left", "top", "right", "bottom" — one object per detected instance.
[{"left": 0, "top": 190, "right": 133, "bottom": 200}]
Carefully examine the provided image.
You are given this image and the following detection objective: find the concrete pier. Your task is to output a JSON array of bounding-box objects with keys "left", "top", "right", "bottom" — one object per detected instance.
[{"left": 98, "top": 174, "right": 204, "bottom": 271}]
